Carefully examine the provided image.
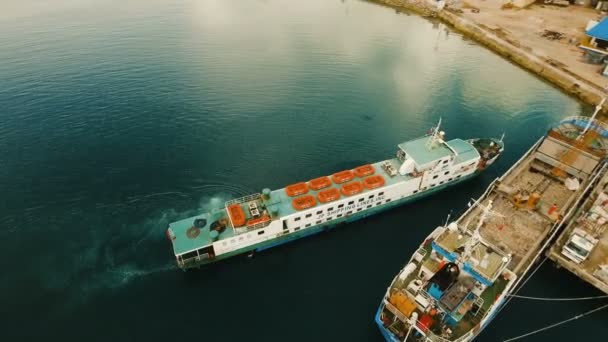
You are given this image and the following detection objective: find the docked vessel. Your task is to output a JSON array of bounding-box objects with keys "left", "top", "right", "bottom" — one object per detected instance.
[
  {"left": 375, "top": 111, "right": 608, "bottom": 341},
  {"left": 166, "top": 121, "right": 503, "bottom": 270}
]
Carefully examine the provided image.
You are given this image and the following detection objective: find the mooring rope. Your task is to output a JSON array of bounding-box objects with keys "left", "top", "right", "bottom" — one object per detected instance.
[
  {"left": 508, "top": 293, "right": 608, "bottom": 301},
  {"left": 502, "top": 303, "right": 608, "bottom": 342}
]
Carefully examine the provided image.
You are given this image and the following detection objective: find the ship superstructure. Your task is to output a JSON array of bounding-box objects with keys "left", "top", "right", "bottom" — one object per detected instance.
[
  {"left": 376, "top": 113, "right": 608, "bottom": 341},
  {"left": 166, "top": 122, "right": 503, "bottom": 270}
]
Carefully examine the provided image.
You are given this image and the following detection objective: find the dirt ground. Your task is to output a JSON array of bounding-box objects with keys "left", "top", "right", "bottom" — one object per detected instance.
[{"left": 450, "top": 1, "right": 608, "bottom": 89}]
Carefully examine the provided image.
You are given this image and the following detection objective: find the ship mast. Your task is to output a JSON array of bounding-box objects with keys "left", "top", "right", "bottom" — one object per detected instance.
[
  {"left": 579, "top": 98, "right": 606, "bottom": 140},
  {"left": 426, "top": 117, "right": 443, "bottom": 150}
]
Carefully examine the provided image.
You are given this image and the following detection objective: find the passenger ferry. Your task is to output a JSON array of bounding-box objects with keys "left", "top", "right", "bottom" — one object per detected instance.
[
  {"left": 375, "top": 110, "right": 608, "bottom": 341},
  {"left": 166, "top": 121, "right": 503, "bottom": 270}
]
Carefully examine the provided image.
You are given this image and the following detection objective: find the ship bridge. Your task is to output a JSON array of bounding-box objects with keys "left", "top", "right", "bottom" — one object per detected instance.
[{"left": 397, "top": 136, "right": 480, "bottom": 170}]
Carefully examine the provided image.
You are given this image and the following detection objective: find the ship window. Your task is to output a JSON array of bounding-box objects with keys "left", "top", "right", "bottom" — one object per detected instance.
[
  {"left": 305, "top": 213, "right": 312, "bottom": 218},
  {"left": 316, "top": 220, "right": 322, "bottom": 224},
  {"left": 283, "top": 221, "right": 288, "bottom": 230},
  {"left": 376, "top": 202, "right": 381, "bottom": 206},
  {"left": 443, "top": 159, "right": 449, "bottom": 164},
  {"left": 379, "top": 192, "right": 384, "bottom": 196},
  {"left": 358, "top": 198, "right": 364, "bottom": 202},
  {"left": 326, "top": 217, "right": 332, "bottom": 221},
  {"left": 367, "top": 205, "right": 372, "bottom": 209},
  {"left": 257, "top": 230, "right": 265, "bottom": 235},
  {"left": 337, "top": 214, "right": 343, "bottom": 218},
  {"left": 347, "top": 211, "right": 352, "bottom": 215},
  {"left": 294, "top": 227, "right": 300, "bottom": 231},
  {"left": 328, "top": 207, "right": 334, "bottom": 211},
  {"left": 448, "top": 178, "right": 453, "bottom": 181},
  {"left": 413, "top": 190, "right": 418, "bottom": 194},
  {"left": 440, "top": 181, "right": 444, "bottom": 185},
  {"left": 348, "top": 201, "right": 354, "bottom": 205},
  {"left": 431, "top": 184, "right": 436, "bottom": 187},
  {"left": 305, "top": 223, "right": 311, "bottom": 227},
  {"left": 457, "top": 175, "right": 462, "bottom": 178},
  {"left": 369, "top": 195, "right": 374, "bottom": 199},
  {"left": 316, "top": 210, "right": 322, "bottom": 215},
  {"left": 433, "top": 175, "right": 438, "bottom": 179},
  {"left": 181, "top": 251, "right": 198, "bottom": 260},
  {"left": 385, "top": 199, "right": 391, "bottom": 203},
  {"left": 294, "top": 217, "right": 301, "bottom": 221},
  {"left": 357, "top": 208, "right": 362, "bottom": 212},
  {"left": 338, "top": 204, "right": 344, "bottom": 208}
]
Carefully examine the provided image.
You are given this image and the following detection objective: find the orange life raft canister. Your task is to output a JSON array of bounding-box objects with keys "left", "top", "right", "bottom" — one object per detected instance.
[
  {"left": 317, "top": 188, "right": 341, "bottom": 203},
  {"left": 331, "top": 170, "right": 355, "bottom": 184},
  {"left": 363, "top": 175, "right": 385, "bottom": 190},
  {"left": 285, "top": 182, "right": 309, "bottom": 197},
  {"left": 340, "top": 181, "right": 363, "bottom": 196},
  {"left": 354, "top": 164, "right": 375, "bottom": 178},
  {"left": 308, "top": 176, "right": 332, "bottom": 191},
  {"left": 292, "top": 195, "right": 317, "bottom": 211},
  {"left": 228, "top": 204, "right": 246, "bottom": 227}
]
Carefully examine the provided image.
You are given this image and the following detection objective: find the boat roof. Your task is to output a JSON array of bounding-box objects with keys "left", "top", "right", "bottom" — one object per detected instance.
[{"left": 398, "top": 137, "right": 479, "bottom": 167}]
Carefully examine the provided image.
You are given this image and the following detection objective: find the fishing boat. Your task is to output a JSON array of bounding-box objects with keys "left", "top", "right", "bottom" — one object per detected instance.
[
  {"left": 166, "top": 120, "right": 503, "bottom": 270},
  {"left": 375, "top": 107, "right": 608, "bottom": 341}
]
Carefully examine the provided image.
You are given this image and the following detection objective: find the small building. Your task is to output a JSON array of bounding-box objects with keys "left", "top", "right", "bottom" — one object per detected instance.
[{"left": 580, "top": 17, "right": 608, "bottom": 66}]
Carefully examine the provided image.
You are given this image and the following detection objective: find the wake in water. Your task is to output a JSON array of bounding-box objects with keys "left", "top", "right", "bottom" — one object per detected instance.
[{"left": 30, "top": 190, "right": 246, "bottom": 309}]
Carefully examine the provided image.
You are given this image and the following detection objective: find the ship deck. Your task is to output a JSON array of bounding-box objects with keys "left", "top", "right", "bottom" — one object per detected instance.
[
  {"left": 547, "top": 167, "right": 608, "bottom": 294},
  {"left": 463, "top": 153, "right": 588, "bottom": 275}
]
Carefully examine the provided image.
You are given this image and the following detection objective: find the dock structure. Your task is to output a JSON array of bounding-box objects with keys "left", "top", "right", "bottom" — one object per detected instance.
[
  {"left": 547, "top": 164, "right": 608, "bottom": 294},
  {"left": 376, "top": 115, "right": 608, "bottom": 341}
]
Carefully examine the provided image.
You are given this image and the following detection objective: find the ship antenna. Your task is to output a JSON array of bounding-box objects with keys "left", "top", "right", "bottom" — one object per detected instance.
[
  {"left": 426, "top": 117, "right": 442, "bottom": 150},
  {"left": 579, "top": 97, "right": 606, "bottom": 140},
  {"left": 443, "top": 211, "right": 452, "bottom": 227}
]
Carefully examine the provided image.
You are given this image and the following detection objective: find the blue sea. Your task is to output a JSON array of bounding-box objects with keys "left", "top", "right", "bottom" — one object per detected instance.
[{"left": 1, "top": 0, "right": 606, "bottom": 341}]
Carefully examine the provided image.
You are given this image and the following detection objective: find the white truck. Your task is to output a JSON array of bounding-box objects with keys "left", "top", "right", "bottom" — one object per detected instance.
[
  {"left": 561, "top": 192, "right": 607, "bottom": 264},
  {"left": 561, "top": 227, "right": 600, "bottom": 264}
]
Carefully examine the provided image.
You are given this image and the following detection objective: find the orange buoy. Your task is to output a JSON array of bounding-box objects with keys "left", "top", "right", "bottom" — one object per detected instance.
[
  {"left": 317, "top": 188, "right": 341, "bottom": 203},
  {"left": 354, "top": 164, "right": 375, "bottom": 178},
  {"left": 228, "top": 204, "right": 246, "bottom": 227},
  {"left": 285, "top": 182, "right": 309, "bottom": 197},
  {"left": 247, "top": 215, "right": 271, "bottom": 226},
  {"left": 308, "top": 176, "right": 332, "bottom": 191},
  {"left": 292, "top": 195, "right": 316, "bottom": 211},
  {"left": 331, "top": 170, "right": 355, "bottom": 184},
  {"left": 362, "top": 175, "right": 385, "bottom": 190},
  {"left": 340, "top": 181, "right": 363, "bottom": 196}
]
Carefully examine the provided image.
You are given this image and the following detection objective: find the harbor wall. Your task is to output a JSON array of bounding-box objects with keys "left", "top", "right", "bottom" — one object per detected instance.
[{"left": 373, "top": 0, "right": 608, "bottom": 115}]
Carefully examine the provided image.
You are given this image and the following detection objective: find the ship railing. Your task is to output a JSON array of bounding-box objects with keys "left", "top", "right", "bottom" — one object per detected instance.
[
  {"left": 225, "top": 193, "right": 261, "bottom": 207},
  {"left": 558, "top": 115, "right": 608, "bottom": 135},
  {"left": 246, "top": 220, "right": 271, "bottom": 230},
  {"left": 383, "top": 299, "right": 409, "bottom": 323}
]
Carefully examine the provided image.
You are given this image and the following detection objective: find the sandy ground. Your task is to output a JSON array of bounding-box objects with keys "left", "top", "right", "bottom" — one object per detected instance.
[{"left": 450, "top": 1, "right": 607, "bottom": 89}]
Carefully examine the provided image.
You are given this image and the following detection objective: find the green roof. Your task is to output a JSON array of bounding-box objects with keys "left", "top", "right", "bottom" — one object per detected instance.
[
  {"left": 447, "top": 139, "right": 480, "bottom": 164},
  {"left": 398, "top": 136, "right": 452, "bottom": 166}
]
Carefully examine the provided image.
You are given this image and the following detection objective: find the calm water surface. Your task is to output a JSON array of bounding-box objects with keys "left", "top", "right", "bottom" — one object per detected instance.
[{"left": 1, "top": 0, "right": 606, "bottom": 341}]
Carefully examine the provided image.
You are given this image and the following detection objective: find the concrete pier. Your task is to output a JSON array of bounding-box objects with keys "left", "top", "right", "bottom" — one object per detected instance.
[{"left": 373, "top": 0, "right": 608, "bottom": 115}]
